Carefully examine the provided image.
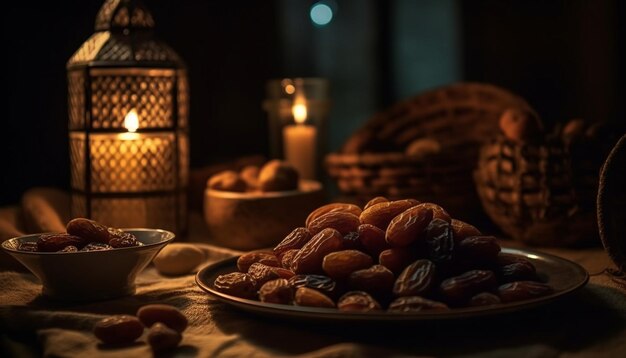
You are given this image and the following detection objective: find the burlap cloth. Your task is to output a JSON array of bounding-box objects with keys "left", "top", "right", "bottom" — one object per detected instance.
[{"left": 1, "top": 188, "right": 626, "bottom": 357}]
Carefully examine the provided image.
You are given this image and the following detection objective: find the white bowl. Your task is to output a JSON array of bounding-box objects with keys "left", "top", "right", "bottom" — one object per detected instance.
[
  {"left": 1, "top": 229, "right": 175, "bottom": 301},
  {"left": 204, "top": 180, "right": 324, "bottom": 250}
]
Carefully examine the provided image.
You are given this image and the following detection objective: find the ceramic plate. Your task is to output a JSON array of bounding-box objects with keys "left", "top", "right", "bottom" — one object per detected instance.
[{"left": 195, "top": 248, "right": 588, "bottom": 322}]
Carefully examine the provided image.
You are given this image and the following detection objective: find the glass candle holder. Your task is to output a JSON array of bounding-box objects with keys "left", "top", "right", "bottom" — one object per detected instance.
[{"left": 263, "top": 78, "right": 330, "bottom": 180}]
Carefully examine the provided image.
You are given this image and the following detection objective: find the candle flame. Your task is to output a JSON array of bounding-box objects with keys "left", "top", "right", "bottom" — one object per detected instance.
[
  {"left": 292, "top": 98, "right": 308, "bottom": 124},
  {"left": 124, "top": 109, "right": 139, "bottom": 132}
]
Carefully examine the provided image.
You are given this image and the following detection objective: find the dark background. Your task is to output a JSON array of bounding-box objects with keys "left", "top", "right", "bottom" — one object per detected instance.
[{"left": 1, "top": 0, "right": 623, "bottom": 205}]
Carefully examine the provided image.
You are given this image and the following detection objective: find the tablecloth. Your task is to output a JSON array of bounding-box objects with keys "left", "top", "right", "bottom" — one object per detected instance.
[{"left": 1, "top": 190, "right": 626, "bottom": 357}]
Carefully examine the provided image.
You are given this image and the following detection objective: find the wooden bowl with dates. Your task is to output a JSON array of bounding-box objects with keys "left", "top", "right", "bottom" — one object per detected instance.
[
  {"left": 196, "top": 199, "right": 588, "bottom": 321},
  {"left": 2, "top": 218, "right": 175, "bottom": 301}
]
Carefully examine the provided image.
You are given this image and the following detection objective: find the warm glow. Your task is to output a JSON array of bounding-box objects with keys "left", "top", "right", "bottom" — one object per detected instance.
[
  {"left": 124, "top": 109, "right": 139, "bottom": 132},
  {"left": 285, "top": 84, "right": 295, "bottom": 94},
  {"left": 292, "top": 98, "right": 308, "bottom": 124}
]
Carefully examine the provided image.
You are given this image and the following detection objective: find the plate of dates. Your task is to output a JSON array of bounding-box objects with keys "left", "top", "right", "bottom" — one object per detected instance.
[{"left": 196, "top": 199, "right": 589, "bottom": 321}]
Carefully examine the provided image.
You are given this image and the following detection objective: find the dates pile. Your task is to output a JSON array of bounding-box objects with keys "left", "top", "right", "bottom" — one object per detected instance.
[
  {"left": 213, "top": 198, "right": 554, "bottom": 312},
  {"left": 17, "top": 218, "right": 142, "bottom": 253},
  {"left": 208, "top": 160, "right": 299, "bottom": 193}
]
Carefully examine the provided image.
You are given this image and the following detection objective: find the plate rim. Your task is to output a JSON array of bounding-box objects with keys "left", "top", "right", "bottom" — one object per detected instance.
[{"left": 195, "top": 247, "right": 589, "bottom": 321}]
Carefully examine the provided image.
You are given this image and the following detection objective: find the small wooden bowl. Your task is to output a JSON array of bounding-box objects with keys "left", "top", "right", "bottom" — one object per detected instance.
[{"left": 204, "top": 180, "right": 324, "bottom": 250}]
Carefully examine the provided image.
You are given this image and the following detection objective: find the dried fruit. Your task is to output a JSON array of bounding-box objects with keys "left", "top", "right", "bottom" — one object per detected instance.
[
  {"left": 214, "top": 272, "right": 257, "bottom": 299},
  {"left": 240, "top": 165, "right": 260, "bottom": 190},
  {"left": 451, "top": 219, "right": 482, "bottom": 243},
  {"left": 288, "top": 275, "right": 337, "bottom": 298},
  {"left": 388, "top": 296, "right": 449, "bottom": 312},
  {"left": 294, "top": 287, "right": 335, "bottom": 308},
  {"left": 307, "top": 211, "right": 361, "bottom": 236},
  {"left": 385, "top": 205, "right": 433, "bottom": 246},
  {"left": 248, "top": 263, "right": 294, "bottom": 285},
  {"left": 80, "top": 242, "right": 113, "bottom": 251},
  {"left": 66, "top": 218, "right": 111, "bottom": 244},
  {"left": 108, "top": 232, "right": 140, "bottom": 248},
  {"left": 393, "top": 259, "right": 436, "bottom": 297},
  {"left": 425, "top": 219, "right": 454, "bottom": 263},
  {"left": 495, "top": 254, "right": 537, "bottom": 283},
  {"left": 305, "top": 203, "right": 363, "bottom": 227},
  {"left": 358, "top": 224, "right": 390, "bottom": 257},
  {"left": 147, "top": 323, "right": 182, "bottom": 351},
  {"left": 291, "top": 228, "right": 343, "bottom": 274},
  {"left": 280, "top": 249, "right": 299, "bottom": 269},
  {"left": 348, "top": 265, "right": 395, "bottom": 295},
  {"left": 378, "top": 248, "right": 416, "bottom": 275},
  {"left": 93, "top": 315, "right": 144, "bottom": 345},
  {"left": 273, "top": 228, "right": 312, "bottom": 258},
  {"left": 237, "top": 251, "right": 280, "bottom": 272},
  {"left": 498, "top": 281, "right": 553, "bottom": 303},
  {"left": 440, "top": 270, "right": 497, "bottom": 305},
  {"left": 457, "top": 236, "right": 501, "bottom": 263},
  {"left": 137, "top": 304, "right": 188, "bottom": 333},
  {"left": 341, "top": 231, "right": 364, "bottom": 251},
  {"left": 337, "top": 291, "right": 381, "bottom": 312},
  {"left": 418, "top": 203, "right": 451, "bottom": 223},
  {"left": 469, "top": 292, "right": 501, "bottom": 307},
  {"left": 37, "top": 233, "right": 87, "bottom": 252},
  {"left": 322, "top": 250, "right": 373, "bottom": 280},
  {"left": 258, "top": 160, "right": 299, "bottom": 192},
  {"left": 259, "top": 279, "right": 294, "bottom": 304},
  {"left": 359, "top": 199, "right": 420, "bottom": 231},
  {"left": 364, "top": 196, "right": 389, "bottom": 210}
]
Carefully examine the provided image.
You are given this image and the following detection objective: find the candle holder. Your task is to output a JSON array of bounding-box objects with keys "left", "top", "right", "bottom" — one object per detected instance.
[
  {"left": 263, "top": 78, "right": 330, "bottom": 180},
  {"left": 67, "top": 0, "right": 189, "bottom": 235}
]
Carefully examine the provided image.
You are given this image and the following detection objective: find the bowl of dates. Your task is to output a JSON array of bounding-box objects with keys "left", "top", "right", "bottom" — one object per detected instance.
[{"left": 2, "top": 218, "right": 175, "bottom": 301}]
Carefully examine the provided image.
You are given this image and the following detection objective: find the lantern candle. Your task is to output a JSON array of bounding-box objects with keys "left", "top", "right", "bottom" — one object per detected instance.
[{"left": 283, "top": 97, "right": 317, "bottom": 179}]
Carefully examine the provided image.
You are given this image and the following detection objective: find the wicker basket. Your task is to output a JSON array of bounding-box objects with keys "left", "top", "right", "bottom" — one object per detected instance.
[
  {"left": 325, "top": 82, "right": 532, "bottom": 219},
  {"left": 474, "top": 136, "right": 597, "bottom": 246}
]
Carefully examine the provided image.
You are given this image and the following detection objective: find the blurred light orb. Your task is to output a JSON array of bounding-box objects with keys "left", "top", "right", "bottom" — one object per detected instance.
[{"left": 310, "top": 3, "right": 333, "bottom": 26}]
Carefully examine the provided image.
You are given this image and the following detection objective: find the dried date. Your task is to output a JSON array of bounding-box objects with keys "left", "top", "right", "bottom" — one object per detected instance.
[
  {"left": 322, "top": 250, "right": 373, "bottom": 280},
  {"left": 294, "top": 287, "right": 335, "bottom": 308},
  {"left": 280, "top": 249, "right": 299, "bottom": 269},
  {"left": 59, "top": 245, "right": 78, "bottom": 252},
  {"left": 358, "top": 224, "right": 390, "bottom": 257},
  {"left": 364, "top": 196, "right": 389, "bottom": 210},
  {"left": 337, "top": 291, "right": 381, "bottom": 312},
  {"left": 342, "top": 231, "right": 364, "bottom": 251},
  {"left": 137, "top": 304, "right": 188, "bottom": 333},
  {"left": 348, "top": 265, "right": 395, "bottom": 295},
  {"left": 273, "top": 228, "right": 312, "bottom": 258},
  {"left": 307, "top": 211, "right": 361, "bottom": 236},
  {"left": 248, "top": 262, "right": 294, "bottom": 285},
  {"left": 388, "top": 296, "right": 449, "bottom": 312},
  {"left": 457, "top": 236, "right": 500, "bottom": 263},
  {"left": 385, "top": 204, "right": 433, "bottom": 247},
  {"left": 93, "top": 315, "right": 144, "bottom": 345},
  {"left": 440, "top": 270, "right": 497, "bottom": 305},
  {"left": 425, "top": 219, "right": 454, "bottom": 263},
  {"left": 469, "top": 292, "right": 501, "bottom": 307},
  {"left": 393, "top": 259, "right": 436, "bottom": 297},
  {"left": 147, "top": 323, "right": 182, "bottom": 352},
  {"left": 18, "top": 242, "right": 38, "bottom": 252},
  {"left": 419, "top": 203, "right": 451, "bottom": 223},
  {"left": 359, "top": 199, "right": 420, "bottom": 231},
  {"left": 288, "top": 275, "right": 337, "bottom": 298},
  {"left": 237, "top": 251, "right": 280, "bottom": 272},
  {"left": 66, "top": 218, "right": 111, "bottom": 244},
  {"left": 451, "top": 219, "right": 482, "bottom": 243},
  {"left": 81, "top": 242, "right": 113, "bottom": 251},
  {"left": 37, "top": 233, "right": 87, "bottom": 252},
  {"left": 379, "top": 248, "right": 417, "bottom": 275},
  {"left": 259, "top": 279, "right": 294, "bottom": 304},
  {"left": 109, "top": 232, "right": 140, "bottom": 248},
  {"left": 214, "top": 272, "right": 257, "bottom": 299},
  {"left": 291, "top": 228, "right": 343, "bottom": 274},
  {"left": 498, "top": 281, "right": 553, "bottom": 303},
  {"left": 305, "top": 203, "right": 363, "bottom": 227}
]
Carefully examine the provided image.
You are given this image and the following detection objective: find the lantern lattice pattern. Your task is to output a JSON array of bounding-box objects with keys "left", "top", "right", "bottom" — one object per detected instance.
[{"left": 67, "top": 0, "right": 188, "bottom": 234}]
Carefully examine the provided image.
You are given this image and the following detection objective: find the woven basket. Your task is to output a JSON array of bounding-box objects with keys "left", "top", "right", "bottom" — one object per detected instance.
[
  {"left": 325, "top": 82, "right": 532, "bottom": 219},
  {"left": 474, "top": 136, "right": 597, "bottom": 246}
]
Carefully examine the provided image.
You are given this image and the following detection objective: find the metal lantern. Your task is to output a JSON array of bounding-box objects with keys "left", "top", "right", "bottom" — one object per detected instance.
[{"left": 67, "top": 0, "right": 189, "bottom": 234}]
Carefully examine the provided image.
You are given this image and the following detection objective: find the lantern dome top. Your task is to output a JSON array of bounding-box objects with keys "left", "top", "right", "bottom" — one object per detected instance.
[
  {"left": 95, "top": 0, "right": 155, "bottom": 31},
  {"left": 67, "top": 0, "right": 184, "bottom": 68}
]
